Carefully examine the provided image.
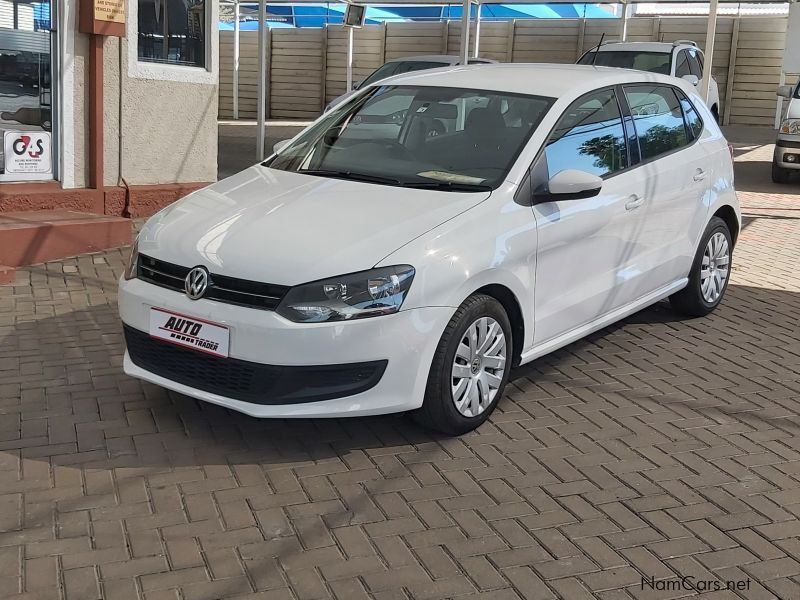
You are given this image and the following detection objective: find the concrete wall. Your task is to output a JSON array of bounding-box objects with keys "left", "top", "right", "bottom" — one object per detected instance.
[
  {"left": 66, "top": 1, "right": 218, "bottom": 189},
  {"left": 219, "top": 16, "right": 790, "bottom": 127},
  {"left": 102, "top": 37, "right": 219, "bottom": 187}
]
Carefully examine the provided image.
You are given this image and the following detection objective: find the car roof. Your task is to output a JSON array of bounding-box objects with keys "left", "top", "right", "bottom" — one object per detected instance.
[
  {"left": 385, "top": 55, "right": 496, "bottom": 65},
  {"left": 379, "top": 63, "right": 691, "bottom": 99},
  {"left": 593, "top": 41, "right": 697, "bottom": 53}
]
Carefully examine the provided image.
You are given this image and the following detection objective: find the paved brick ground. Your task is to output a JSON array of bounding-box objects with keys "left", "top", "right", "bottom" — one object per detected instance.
[{"left": 1, "top": 130, "right": 800, "bottom": 600}]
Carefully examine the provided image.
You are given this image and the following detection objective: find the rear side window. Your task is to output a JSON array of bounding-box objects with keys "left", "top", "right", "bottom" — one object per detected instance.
[
  {"left": 675, "top": 51, "right": 691, "bottom": 77},
  {"left": 624, "top": 85, "right": 689, "bottom": 161},
  {"left": 686, "top": 49, "right": 703, "bottom": 78},
  {"left": 676, "top": 92, "right": 704, "bottom": 140},
  {"left": 544, "top": 88, "right": 628, "bottom": 178}
]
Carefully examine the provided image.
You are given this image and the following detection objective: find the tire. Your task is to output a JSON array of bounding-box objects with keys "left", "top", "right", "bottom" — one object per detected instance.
[
  {"left": 772, "top": 160, "right": 792, "bottom": 184},
  {"left": 669, "top": 216, "right": 732, "bottom": 317},
  {"left": 711, "top": 105, "right": 720, "bottom": 124},
  {"left": 412, "top": 294, "right": 512, "bottom": 435}
]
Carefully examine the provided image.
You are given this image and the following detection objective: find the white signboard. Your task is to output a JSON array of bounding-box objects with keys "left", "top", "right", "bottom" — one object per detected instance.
[
  {"left": 784, "top": 3, "right": 800, "bottom": 74},
  {"left": 149, "top": 307, "right": 230, "bottom": 358},
  {"left": 3, "top": 131, "right": 52, "bottom": 175}
]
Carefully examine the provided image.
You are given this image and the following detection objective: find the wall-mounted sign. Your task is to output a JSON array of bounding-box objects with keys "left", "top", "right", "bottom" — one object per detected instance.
[
  {"left": 94, "top": 0, "right": 125, "bottom": 23},
  {"left": 79, "top": 0, "right": 126, "bottom": 37},
  {"left": 3, "top": 131, "right": 52, "bottom": 176}
]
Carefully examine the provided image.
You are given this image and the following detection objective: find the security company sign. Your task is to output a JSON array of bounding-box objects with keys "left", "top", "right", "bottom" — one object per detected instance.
[{"left": 3, "top": 131, "right": 52, "bottom": 175}]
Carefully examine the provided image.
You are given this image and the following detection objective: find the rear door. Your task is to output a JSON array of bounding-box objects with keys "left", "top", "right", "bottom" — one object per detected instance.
[
  {"left": 621, "top": 84, "right": 711, "bottom": 295},
  {"left": 531, "top": 88, "right": 647, "bottom": 344}
]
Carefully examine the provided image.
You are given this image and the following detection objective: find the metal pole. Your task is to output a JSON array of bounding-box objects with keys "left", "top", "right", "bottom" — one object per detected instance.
[
  {"left": 619, "top": 3, "right": 630, "bottom": 42},
  {"left": 257, "top": 0, "right": 267, "bottom": 160},
  {"left": 459, "top": 0, "right": 470, "bottom": 64},
  {"left": 233, "top": 0, "right": 240, "bottom": 120},
  {"left": 346, "top": 26, "right": 354, "bottom": 91},
  {"left": 700, "top": 0, "right": 719, "bottom": 103},
  {"left": 473, "top": 2, "right": 481, "bottom": 58}
]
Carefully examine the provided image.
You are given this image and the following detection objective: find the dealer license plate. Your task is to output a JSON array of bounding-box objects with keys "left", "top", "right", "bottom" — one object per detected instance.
[{"left": 149, "top": 307, "right": 230, "bottom": 358}]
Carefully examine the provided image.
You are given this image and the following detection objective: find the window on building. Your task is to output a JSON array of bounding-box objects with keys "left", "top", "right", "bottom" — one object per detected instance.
[
  {"left": 545, "top": 88, "right": 629, "bottom": 178},
  {"left": 625, "top": 85, "right": 689, "bottom": 160},
  {"left": 138, "top": 0, "right": 206, "bottom": 68}
]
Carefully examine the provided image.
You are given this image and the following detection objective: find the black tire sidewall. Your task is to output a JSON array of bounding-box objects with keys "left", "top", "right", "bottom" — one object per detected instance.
[
  {"left": 428, "top": 296, "right": 512, "bottom": 433},
  {"left": 688, "top": 219, "right": 733, "bottom": 312}
]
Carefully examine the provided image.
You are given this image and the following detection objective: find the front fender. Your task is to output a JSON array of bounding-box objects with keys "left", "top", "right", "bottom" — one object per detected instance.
[{"left": 382, "top": 191, "right": 538, "bottom": 351}]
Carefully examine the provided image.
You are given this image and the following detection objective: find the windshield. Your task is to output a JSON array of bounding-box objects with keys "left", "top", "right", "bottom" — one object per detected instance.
[
  {"left": 360, "top": 61, "right": 449, "bottom": 88},
  {"left": 578, "top": 50, "right": 672, "bottom": 75},
  {"left": 266, "top": 85, "right": 554, "bottom": 190}
]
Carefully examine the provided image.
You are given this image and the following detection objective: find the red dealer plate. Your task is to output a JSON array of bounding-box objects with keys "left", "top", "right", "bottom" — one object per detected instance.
[{"left": 148, "top": 307, "right": 230, "bottom": 358}]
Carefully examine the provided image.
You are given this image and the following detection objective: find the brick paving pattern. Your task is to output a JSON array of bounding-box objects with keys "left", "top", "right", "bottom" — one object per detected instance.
[{"left": 1, "top": 134, "right": 800, "bottom": 599}]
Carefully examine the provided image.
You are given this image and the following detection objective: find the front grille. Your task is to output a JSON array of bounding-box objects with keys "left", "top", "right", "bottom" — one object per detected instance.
[
  {"left": 124, "top": 325, "right": 387, "bottom": 405},
  {"left": 137, "top": 254, "right": 290, "bottom": 311}
]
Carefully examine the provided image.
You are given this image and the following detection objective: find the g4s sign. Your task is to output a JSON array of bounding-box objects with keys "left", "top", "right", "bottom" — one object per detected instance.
[
  {"left": 3, "top": 131, "right": 52, "bottom": 176},
  {"left": 13, "top": 136, "right": 45, "bottom": 158}
]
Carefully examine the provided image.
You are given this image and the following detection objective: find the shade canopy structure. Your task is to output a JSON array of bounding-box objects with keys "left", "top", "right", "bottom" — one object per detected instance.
[{"left": 235, "top": 0, "right": 797, "bottom": 160}]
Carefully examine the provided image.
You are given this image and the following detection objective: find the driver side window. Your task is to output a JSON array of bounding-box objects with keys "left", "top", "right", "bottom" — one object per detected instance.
[{"left": 544, "top": 89, "right": 629, "bottom": 179}]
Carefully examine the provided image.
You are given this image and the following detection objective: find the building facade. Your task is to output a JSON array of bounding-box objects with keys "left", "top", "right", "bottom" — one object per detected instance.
[{"left": 0, "top": 0, "right": 219, "bottom": 217}]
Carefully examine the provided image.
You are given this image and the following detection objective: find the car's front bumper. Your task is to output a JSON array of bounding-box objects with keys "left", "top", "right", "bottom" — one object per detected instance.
[
  {"left": 119, "top": 277, "right": 453, "bottom": 418},
  {"left": 775, "top": 138, "right": 800, "bottom": 170}
]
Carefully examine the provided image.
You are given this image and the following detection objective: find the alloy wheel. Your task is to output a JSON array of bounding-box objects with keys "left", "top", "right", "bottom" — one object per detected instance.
[
  {"left": 451, "top": 316, "right": 506, "bottom": 417},
  {"left": 700, "top": 231, "right": 730, "bottom": 304}
]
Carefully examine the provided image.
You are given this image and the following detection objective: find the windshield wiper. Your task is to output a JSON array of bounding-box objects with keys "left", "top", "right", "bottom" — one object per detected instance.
[
  {"left": 402, "top": 181, "right": 493, "bottom": 192},
  {"left": 298, "top": 169, "right": 402, "bottom": 186}
]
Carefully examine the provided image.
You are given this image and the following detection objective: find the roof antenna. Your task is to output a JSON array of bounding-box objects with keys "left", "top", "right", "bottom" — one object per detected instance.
[{"left": 592, "top": 33, "right": 605, "bottom": 66}]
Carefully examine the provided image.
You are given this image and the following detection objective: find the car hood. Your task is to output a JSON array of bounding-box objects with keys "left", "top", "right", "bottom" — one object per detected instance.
[{"left": 139, "top": 165, "right": 490, "bottom": 286}]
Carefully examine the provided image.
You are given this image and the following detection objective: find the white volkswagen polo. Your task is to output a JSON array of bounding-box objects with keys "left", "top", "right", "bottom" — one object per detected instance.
[{"left": 120, "top": 64, "right": 739, "bottom": 434}]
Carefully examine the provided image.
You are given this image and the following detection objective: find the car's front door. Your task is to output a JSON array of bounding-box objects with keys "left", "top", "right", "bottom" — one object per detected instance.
[{"left": 531, "top": 87, "right": 647, "bottom": 345}]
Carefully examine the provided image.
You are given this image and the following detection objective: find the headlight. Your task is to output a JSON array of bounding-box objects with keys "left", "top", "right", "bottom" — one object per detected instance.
[
  {"left": 276, "top": 265, "right": 415, "bottom": 323},
  {"left": 124, "top": 236, "right": 139, "bottom": 280},
  {"left": 780, "top": 119, "right": 800, "bottom": 135}
]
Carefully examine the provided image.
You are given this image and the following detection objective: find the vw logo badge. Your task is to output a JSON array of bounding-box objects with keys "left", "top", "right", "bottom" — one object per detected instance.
[{"left": 185, "top": 266, "right": 209, "bottom": 300}]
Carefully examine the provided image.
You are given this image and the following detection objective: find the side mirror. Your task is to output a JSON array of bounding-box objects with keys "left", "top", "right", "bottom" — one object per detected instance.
[
  {"left": 534, "top": 170, "right": 603, "bottom": 203},
  {"left": 777, "top": 85, "right": 794, "bottom": 99},
  {"left": 273, "top": 139, "right": 291, "bottom": 154},
  {"left": 681, "top": 74, "right": 700, "bottom": 86}
]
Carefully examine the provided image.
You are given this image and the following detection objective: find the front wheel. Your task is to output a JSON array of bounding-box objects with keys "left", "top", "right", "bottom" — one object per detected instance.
[
  {"left": 412, "top": 294, "right": 512, "bottom": 435},
  {"left": 772, "top": 160, "right": 792, "bottom": 184},
  {"left": 670, "top": 216, "right": 732, "bottom": 317}
]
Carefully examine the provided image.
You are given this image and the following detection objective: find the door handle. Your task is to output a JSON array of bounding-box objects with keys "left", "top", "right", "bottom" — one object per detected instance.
[
  {"left": 625, "top": 195, "right": 644, "bottom": 210},
  {"left": 693, "top": 169, "right": 707, "bottom": 182}
]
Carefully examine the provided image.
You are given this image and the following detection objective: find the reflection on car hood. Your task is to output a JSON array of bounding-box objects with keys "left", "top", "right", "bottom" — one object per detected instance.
[{"left": 139, "top": 165, "right": 491, "bottom": 286}]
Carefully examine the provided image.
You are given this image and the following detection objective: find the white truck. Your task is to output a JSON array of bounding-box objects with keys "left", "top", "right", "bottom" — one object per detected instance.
[{"left": 774, "top": 81, "right": 800, "bottom": 184}]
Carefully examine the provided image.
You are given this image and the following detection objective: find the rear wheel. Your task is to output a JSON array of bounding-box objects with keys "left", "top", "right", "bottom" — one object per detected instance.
[
  {"left": 412, "top": 294, "right": 511, "bottom": 435},
  {"left": 670, "top": 216, "right": 732, "bottom": 317},
  {"left": 772, "top": 160, "right": 792, "bottom": 184}
]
